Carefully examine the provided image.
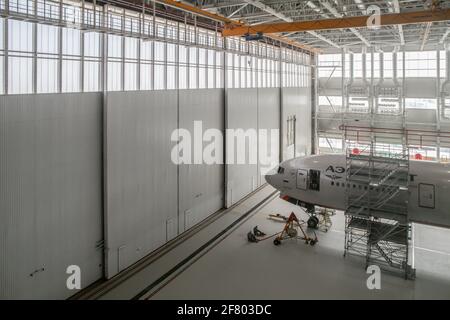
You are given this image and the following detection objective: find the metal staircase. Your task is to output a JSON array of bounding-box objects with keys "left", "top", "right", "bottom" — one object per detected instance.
[{"left": 343, "top": 126, "right": 415, "bottom": 279}]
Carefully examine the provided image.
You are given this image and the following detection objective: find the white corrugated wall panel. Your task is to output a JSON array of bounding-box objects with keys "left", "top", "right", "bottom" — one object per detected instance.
[
  {"left": 281, "top": 87, "right": 312, "bottom": 161},
  {"left": 0, "top": 93, "right": 103, "bottom": 299},
  {"left": 178, "top": 89, "right": 225, "bottom": 232},
  {"left": 104, "top": 91, "right": 178, "bottom": 279},
  {"left": 225, "top": 89, "right": 259, "bottom": 207},
  {"left": 257, "top": 88, "right": 280, "bottom": 187}
]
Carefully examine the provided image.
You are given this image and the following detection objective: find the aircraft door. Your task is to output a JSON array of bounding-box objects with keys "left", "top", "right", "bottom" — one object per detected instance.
[
  {"left": 419, "top": 183, "right": 435, "bottom": 209},
  {"left": 296, "top": 169, "right": 308, "bottom": 190}
]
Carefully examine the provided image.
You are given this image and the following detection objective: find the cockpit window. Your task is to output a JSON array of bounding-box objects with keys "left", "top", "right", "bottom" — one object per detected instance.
[{"left": 277, "top": 167, "right": 285, "bottom": 174}]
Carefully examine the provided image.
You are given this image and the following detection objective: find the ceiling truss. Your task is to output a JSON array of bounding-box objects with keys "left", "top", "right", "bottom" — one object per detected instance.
[{"left": 183, "top": 0, "right": 450, "bottom": 52}]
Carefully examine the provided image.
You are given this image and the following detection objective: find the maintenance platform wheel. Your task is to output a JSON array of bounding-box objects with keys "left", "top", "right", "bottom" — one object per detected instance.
[
  {"left": 309, "top": 239, "right": 317, "bottom": 246},
  {"left": 273, "top": 238, "right": 281, "bottom": 246},
  {"left": 307, "top": 216, "right": 319, "bottom": 229}
]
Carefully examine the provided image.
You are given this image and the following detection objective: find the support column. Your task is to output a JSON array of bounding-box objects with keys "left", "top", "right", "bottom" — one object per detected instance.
[
  {"left": 80, "top": 0, "right": 85, "bottom": 92},
  {"left": 164, "top": 18, "right": 167, "bottom": 90},
  {"left": 32, "top": 17, "right": 37, "bottom": 94},
  {"left": 341, "top": 48, "right": 346, "bottom": 151},
  {"left": 312, "top": 53, "right": 318, "bottom": 155},
  {"left": 3, "top": 2, "right": 8, "bottom": 94},
  {"left": 57, "top": 0, "right": 63, "bottom": 93},
  {"left": 436, "top": 47, "right": 441, "bottom": 160},
  {"left": 121, "top": 9, "right": 125, "bottom": 91},
  {"left": 402, "top": 47, "right": 406, "bottom": 129}
]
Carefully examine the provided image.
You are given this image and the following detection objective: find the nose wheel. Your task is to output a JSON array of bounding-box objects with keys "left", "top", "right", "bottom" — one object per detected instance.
[{"left": 307, "top": 216, "right": 319, "bottom": 229}]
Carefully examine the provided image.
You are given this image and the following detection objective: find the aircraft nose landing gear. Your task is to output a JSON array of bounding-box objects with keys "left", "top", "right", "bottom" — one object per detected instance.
[
  {"left": 307, "top": 208, "right": 335, "bottom": 232},
  {"left": 307, "top": 216, "right": 319, "bottom": 229}
]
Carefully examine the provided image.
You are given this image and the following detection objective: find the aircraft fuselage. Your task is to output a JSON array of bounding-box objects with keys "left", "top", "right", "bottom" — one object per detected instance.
[{"left": 265, "top": 154, "right": 450, "bottom": 228}]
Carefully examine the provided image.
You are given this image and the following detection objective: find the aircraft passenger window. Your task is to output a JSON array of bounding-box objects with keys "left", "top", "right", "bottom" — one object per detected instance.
[
  {"left": 309, "top": 169, "right": 320, "bottom": 191},
  {"left": 336, "top": 182, "right": 340, "bottom": 187},
  {"left": 364, "top": 186, "right": 368, "bottom": 190},
  {"left": 331, "top": 181, "right": 334, "bottom": 186},
  {"left": 353, "top": 184, "right": 356, "bottom": 188}
]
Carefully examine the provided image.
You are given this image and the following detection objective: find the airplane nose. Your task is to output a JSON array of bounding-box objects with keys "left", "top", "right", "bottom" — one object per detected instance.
[{"left": 264, "top": 167, "right": 278, "bottom": 185}]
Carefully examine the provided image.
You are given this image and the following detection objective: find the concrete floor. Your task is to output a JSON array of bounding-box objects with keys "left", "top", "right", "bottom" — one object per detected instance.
[{"left": 101, "top": 186, "right": 450, "bottom": 300}]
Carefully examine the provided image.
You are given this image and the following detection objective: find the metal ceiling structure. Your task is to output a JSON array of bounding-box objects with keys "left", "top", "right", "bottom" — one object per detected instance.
[{"left": 180, "top": 0, "right": 450, "bottom": 52}]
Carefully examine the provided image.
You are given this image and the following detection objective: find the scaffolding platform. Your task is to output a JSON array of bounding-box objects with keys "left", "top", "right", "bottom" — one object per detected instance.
[
  {"left": 344, "top": 215, "right": 415, "bottom": 279},
  {"left": 345, "top": 206, "right": 408, "bottom": 224},
  {"left": 342, "top": 125, "right": 415, "bottom": 279},
  {"left": 347, "top": 217, "right": 408, "bottom": 245}
]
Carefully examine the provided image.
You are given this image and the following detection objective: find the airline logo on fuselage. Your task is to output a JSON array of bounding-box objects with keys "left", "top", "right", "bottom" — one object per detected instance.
[{"left": 325, "top": 165, "right": 346, "bottom": 180}]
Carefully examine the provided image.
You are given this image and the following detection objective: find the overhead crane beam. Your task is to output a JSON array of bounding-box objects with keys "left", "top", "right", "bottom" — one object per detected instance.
[
  {"left": 155, "top": 0, "right": 319, "bottom": 53},
  {"left": 222, "top": 9, "right": 450, "bottom": 37}
]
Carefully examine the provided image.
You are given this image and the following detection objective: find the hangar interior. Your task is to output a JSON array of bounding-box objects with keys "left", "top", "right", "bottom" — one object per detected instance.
[{"left": 0, "top": 0, "right": 450, "bottom": 299}]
